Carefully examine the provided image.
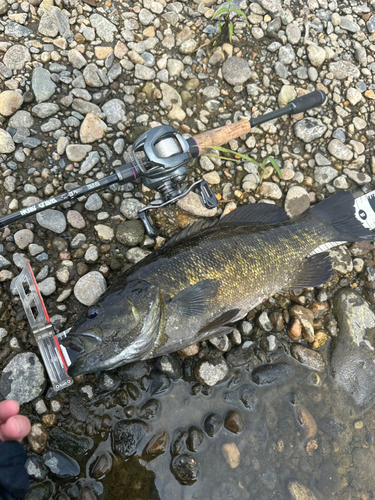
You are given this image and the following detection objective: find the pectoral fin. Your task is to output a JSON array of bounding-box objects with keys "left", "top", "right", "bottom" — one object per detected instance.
[
  {"left": 172, "top": 279, "right": 220, "bottom": 316},
  {"left": 287, "top": 252, "right": 333, "bottom": 289}
]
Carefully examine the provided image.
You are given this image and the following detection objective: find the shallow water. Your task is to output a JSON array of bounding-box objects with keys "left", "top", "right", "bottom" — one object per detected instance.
[{"left": 52, "top": 348, "right": 375, "bottom": 500}]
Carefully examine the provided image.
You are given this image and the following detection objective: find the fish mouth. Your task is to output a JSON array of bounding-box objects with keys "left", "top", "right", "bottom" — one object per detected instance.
[{"left": 62, "top": 329, "right": 103, "bottom": 377}]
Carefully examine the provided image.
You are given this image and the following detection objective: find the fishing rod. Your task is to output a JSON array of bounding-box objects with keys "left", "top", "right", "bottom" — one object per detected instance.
[{"left": 0, "top": 91, "right": 326, "bottom": 237}]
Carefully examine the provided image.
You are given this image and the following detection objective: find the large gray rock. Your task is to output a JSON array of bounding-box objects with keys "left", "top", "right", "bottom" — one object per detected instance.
[
  {"left": 329, "top": 61, "right": 360, "bottom": 80},
  {"left": 331, "top": 289, "right": 375, "bottom": 412},
  {"left": 90, "top": 14, "right": 117, "bottom": 43},
  {"left": 36, "top": 209, "right": 66, "bottom": 233},
  {"left": 5, "top": 22, "right": 32, "bottom": 39},
  {"left": 0, "top": 353, "right": 46, "bottom": 404}
]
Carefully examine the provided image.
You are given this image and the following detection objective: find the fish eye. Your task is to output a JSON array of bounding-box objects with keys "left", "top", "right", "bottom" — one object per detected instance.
[{"left": 87, "top": 305, "right": 100, "bottom": 319}]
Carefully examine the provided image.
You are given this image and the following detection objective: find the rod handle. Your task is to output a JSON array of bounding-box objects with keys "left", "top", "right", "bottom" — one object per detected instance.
[
  {"left": 191, "top": 119, "right": 251, "bottom": 156},
  {"left": 290, "top": 90, "right": 326, "bottom": 115}
]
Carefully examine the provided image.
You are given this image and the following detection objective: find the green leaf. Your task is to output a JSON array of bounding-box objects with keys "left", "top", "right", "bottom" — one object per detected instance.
[
  {"left": 206, "top": 154, "right": 239, "bottom": 161},
  {"left": 218, "top": 19, "right": 222, "bottom": 32},
  {"left": 228, "top": 0, "right": 232, "bottom": 9},
  {"left": 213, "top": 6, "right": 228, "bottom": 18},
  {"left": 204, "top": 145, "right": 261, "bottom": 167},
  {"left": 267, "top": 157, "right": 283, "bottom": 179},
  {"left": 231, "top": 8, "right": 248, "bottom": 22},
  {"left": 229, "top": 22, "right": 233, "bottom": 42}
]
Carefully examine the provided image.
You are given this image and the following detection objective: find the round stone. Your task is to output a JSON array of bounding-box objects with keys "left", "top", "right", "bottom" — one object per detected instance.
[
  {"left": 14, "top": 229, "right": 34, "bottom": 249},
  {"left": 74, "top": 271, "right": 107, "bottom": 306},
  {"left": 67, "top": 210, "right": 86, "bottom": 229},
  {"left": 222, "top": 57, "right": 251, "bottom": 86},
  {"left": 8, "top": 110, "right": 34, "bottom": 128},
  {"left": 179, "top": 39, "right": 197, "bottom": 54},
  {"left": 116, "top": 220, "right": 145, "bottom": 246},
  {"left": 43, "top": 451, "right": 80, "bottom": 479},
  {"left": 278, "top": 85, "right": 296, "bottom": 107},
  {"left": 85, "top": 193, "right": 102, "bottom": 211},
  {"left": 36, "top": 209, "right": 67, "bottom": 234},
  {"left": 3, "top": 45, "right": 31, "bottom": 70},
  {"left": 284, "top": 186, "right": 310, "bottom": 217},
  {"left": 66, "top": 144, "right": 92, "bottom": 162},
  {"left": 0, "top": 129, "right": 15, "bottom": 154},
  {"left": 102, "top": 99, "right": 126, "bottom": 124},
  {"left": 0, "top": 352, "right": 46, "bottom": 404},
  {"left": 0, "top": 91, "right": 23, "bottom": 117},
  {"left": 113, "top": 420, "right": 148, "bottom": 458},
  {"left": 307, "top": 44, "right": 326, "bottom": 67},
  {"left": 259, "top": 182, "right": 282, "bottom": 200},
  {"left": 328, "top": 139, "right": 353, "bottom": 161},
  {"left": 194, "top": 355, "right": 229, "bottom": 386},
  {"left": 120, "top": 198, "right": 145, "bottom": 219},
  {"left": 31, "top": 67, "right": 56, "bottom": 103},
  {"left": 80, "top": 114, "right": 107, "bottom": 143},
  {"left": 278, "top": 44, "right": 295, "bottom": 65},
  {"left": 224, "top": 411, "right": 244, "bottom": 434}
]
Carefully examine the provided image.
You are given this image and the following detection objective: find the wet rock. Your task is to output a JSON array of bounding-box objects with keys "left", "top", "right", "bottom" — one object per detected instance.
[
  {"left": 222, "top": 443, "right": 240, "bottom": 469},
  {"left": 194, "top": 354, "right": 229, "bottom": 386},
  {"left": 204, "top": 413, "right": 223, "bottom": 437},
  {"left": 139, "top": 399, "right": 160, "bottom": 420},
  {"left": 224, "top": 411, "right": 244, "bottom": 434},
  {"left": 288, "top": 481, "right": 318, "bottom": 500},
  {"left": 116, "top": 220, "right": 145, "bottom": 246},
  {"left": 148, "top": 370, "right": 171, "bottom": 395},
  {"left": 171, "top": 430, "right": 187, "bottom": 456},
  {"left": 36, "top": 209, "right": 66, "bottom": 234},
  {"left": 98, "top": 372, "right": 120, "bottom": 392},
  {"left": 329, "top": 245, "right": 353, "bottom": 274},
  {"left": 77, "top": 487, "right": 97, "bottom": 500},
  {"left": 252, "top": 362, "right": 294, "bottom": 385},
  {"left": 0, "top": 352, "right": 46, "bottom": 404},
  {"left": 25, "top": 480, "right": 54, "bottom": 500},
  {"left": 90, "top": 452, "right": 112, "bottom": 479},
  {"left": 239, "top": 384, "right": 258, "bottom": 411},
  {"left": 186, "top": 426, "right": 203, "bottom": 452},
  {"left": 154, "top": 355, "right": 182, "bottom": 380},
  {"left": 49, "top": 427, "right": 94, "bottom": 458},
  {"left": 118, "top": 361, "right": 150, "bottom": 381},
  {"left": 222, "top": 57, "right": 251, "bottom": 86},
  {"left": 209, "top": 334, "right": 231, "bottom": 352},
  {"left": 74, "top": 271, "right": 106, "bottom": 306},
  {"left": 170, "top": 453, "right": 199, "bottom": 485},
  {"left": 113, "top": 419, "right": 148, "bottom": 458},
  {"left": 260, "top": 334, "right": 278, "bottom": 353},
  {"left": 291, "top": 345, "right": 325, "bottom": 371},
  {"left": 26, "top": 455, "right": 48, "bottom": 480},
  {"left": 144, "top": 431, "right": 168, "bottom": 459},
  {"left": 331, "top": 288, "right": 375, "bottom": 412},
  {"left": 294, "top": 118, "right": 327, "bottom": 143},
  {"left": 226, "top": 340, "right": 254, "bottom": 366},
  {"left": 43, "top": 450, "right": 80, "bottom": 479},
  {"left": 28, "top": 423, "right": 48, "bottom": 454}
]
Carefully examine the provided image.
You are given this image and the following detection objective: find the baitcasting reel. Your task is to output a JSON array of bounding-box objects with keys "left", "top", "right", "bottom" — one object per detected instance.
[{"left": 132, "top": 126, "right": 218, "bottom": 237}]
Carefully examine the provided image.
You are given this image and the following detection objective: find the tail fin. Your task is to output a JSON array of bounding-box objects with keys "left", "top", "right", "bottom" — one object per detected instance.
[{"left": 311, "top": 191, "right": 374, "bottom": 241}]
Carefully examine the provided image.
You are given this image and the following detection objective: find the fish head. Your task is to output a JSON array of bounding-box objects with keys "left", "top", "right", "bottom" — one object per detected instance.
[{"left": 62, "top": 280, "right": 162, "bottom": 377}]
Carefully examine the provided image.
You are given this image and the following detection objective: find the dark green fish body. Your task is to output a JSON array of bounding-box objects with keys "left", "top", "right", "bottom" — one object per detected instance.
[{"left": 64, "top": 192, "right": 373, "bottom": 376}]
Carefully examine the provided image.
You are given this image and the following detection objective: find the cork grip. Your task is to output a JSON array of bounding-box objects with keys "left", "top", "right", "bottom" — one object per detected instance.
[{"left": 192, "top": 120, "right": 251, "bottom": 156}]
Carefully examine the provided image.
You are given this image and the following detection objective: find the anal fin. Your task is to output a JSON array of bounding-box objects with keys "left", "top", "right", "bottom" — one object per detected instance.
[{"left": 287, "top": 252, "right": 333, "bottom": 290}]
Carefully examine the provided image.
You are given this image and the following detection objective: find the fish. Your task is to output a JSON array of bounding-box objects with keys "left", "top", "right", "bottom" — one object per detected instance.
[{"left": 62, "top": 191, "right": 373, "bottom": 377}]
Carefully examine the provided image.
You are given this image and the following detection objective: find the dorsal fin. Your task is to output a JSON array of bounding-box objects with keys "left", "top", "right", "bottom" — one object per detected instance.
[
  {"left": 218, "top": 203, "right": 289, "bottom": 227},
  {"left": 163, "top": 218, "right": 218, "bottom": 248}
]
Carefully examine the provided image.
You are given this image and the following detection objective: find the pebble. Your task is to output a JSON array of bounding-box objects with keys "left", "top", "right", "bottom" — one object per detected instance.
[
  {"left": 38, "top": 277, "right": 56, "bottom": 296},
  {"left": 170, "top": 453, "right": 199, "bottom": 485},
  {"left": 294, "top": 118, "right": 327, "bottom": 143},
  {"left": 80, "top": 114, "right": 107, "bottom": 144},
  {"left": 74, "top": 271, "right": 107, "bottom": 306},
  {"left": 14, "top": 229, "right": 33, "bottom": 249},
  {"left": 116, "top": 220, "right": 145, "bottom": 246},
  {"left": 102, "top": 99, "right": 126, "bottom": 124},
  {"left": 222, "top": 57, "right": 251, "bottom": 86},
  {"left": 0, "top": 91, "right": 23, "bottom": 116},
  {"left": 3, "top": 45, "right": 31, "bottom": 70},
  {"left": 252, "top": 362, "right": 294, "bottom": 385},
  {"left": 36, "top": 210, "right": 66, "bottom": 234},
  {"left": 288, "top": 481, "right": 318, "bottom": 500},
  {"left": 0, "top": 129, "right": 16, "bottom": 154},
  {"left": 327, "top": 139, "right": 353, "bottom": 161},
  {"left": 120, "top": 198, "right": 146, "bottom": 219},
  {"left": 290, "top": 345, "right": 325, "bottom": 372},
  {"left": 67, "top": 211, "right": 86, "bottom": 229},
  {"left": 66, "top": 145, "right": 92, "bottom": 162},
  {"left": 224, "top": 411, "right": 244, "bottom": 434},
  {"left": 307, "top": 44, "right": 326, "bottom": 67},
  {"left": 85, "top": 193, "right": 102, "bottom": 211},
  {"left": 194, "top": 354, "right": 229, "bottom": 386},
  {"left": 28, "top": 423, "right": 48, "bottom": 455},
  {"left": 43, "top": 451, "right": 80, "bottom": 479},
  {"left": 285, "top": 186, "right": 310, "bottom": 217},
  {"left": 329, "top": 61, "right": 360, "bottom": 79},
  {"left": 113, "top": 419, "right": 148, "bottom": 458},
  {"left": 222, "top": 443, "right": 240, "bottom": 469},
  {"left": 0, "top": 353, "right": 46, "bottom": 404},
  {"left": 90, "top": 14, "right": 117, "bottom": 43},
  {"left": 32, "top": 67, "right": 56, "bottom": 103}
]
